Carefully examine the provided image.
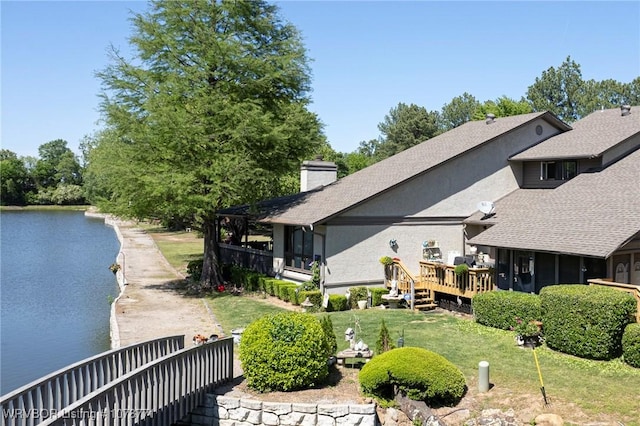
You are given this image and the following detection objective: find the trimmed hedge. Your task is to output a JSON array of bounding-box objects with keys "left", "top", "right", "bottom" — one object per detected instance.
[
  {"left": 472, "top": 291, "right": 541, "bottom": 330},
  {"left": 540, "top": 285, "right": 636, "bottom": 360},
  {"left": 622, "top": 323, "right": 640, "bottom": 368},
  {"left": 239, "top": 312, "right": 329, "bottom": 392},
  {"left": 359, "top": 347, "right": 465, "bottom": 405},
  {"left": 326, "top": 294, "right": 349, "bottom": 312},
  {"left": 278, "top": 283, "right": 299, "bottom": 304},
  {"left": 370, "top": 287, "right": 389, "bottom": 307},
  {"left": 299, "top": 290, "right": 323, "bottom": 312}
]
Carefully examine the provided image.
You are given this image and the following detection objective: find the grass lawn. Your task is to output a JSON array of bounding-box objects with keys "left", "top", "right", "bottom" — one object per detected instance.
[{"left": 147, "top": 228, "right": 640, "bottom": 425}]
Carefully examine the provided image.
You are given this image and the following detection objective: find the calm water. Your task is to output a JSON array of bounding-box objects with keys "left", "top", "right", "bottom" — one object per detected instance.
[{"left": 0, "top": 210, "right": 120, "bottom": 394}]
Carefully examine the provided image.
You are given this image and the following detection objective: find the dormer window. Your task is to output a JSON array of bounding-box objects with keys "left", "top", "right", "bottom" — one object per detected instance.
[{"left": 540, "top": 160, "right": 577, "bottom": 181}]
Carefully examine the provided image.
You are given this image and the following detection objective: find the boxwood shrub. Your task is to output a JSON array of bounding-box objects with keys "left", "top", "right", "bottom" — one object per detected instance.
[
  {"left": 359, "top": 347, "right": 465, "bottom": 406},
  {"left": 370, "top": 287, "right": 389, "bottom": 307},
  {"left": 472, "top": 290, "right": 541, "bottom": 330},
  {"left": 348, "top": 286, "right": 370, "bottom": 309},
  {"left": 622, "top": 323, "right": 640, "bottom": 368},
  {"left": 326, "top": 294, "right": 349, "bottom": 312},
  {"left": 278, "top": 283, "right": 299, "bottom": 304},
  {"left": 540, "top": 284, "right": 636, "bottom": 360},
  {"left": 239, "top": 312, "right": 329, "bottom": 392},
  {"left": 299, "top": 290, "right": 323, "bottom": 312}
]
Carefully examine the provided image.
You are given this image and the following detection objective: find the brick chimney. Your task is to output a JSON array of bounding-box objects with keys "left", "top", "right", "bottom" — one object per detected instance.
[{"left": 300, "top": 156, "right": 337, "bottom": 192}]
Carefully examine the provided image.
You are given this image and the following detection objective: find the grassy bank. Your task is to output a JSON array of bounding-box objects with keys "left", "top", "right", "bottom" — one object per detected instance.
[{"left": 147, "top": 227, "right": 640, "bottom": 425}]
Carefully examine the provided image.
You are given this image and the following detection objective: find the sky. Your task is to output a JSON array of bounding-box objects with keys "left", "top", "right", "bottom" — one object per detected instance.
[{"left": 2, "top": 1, "right": 639, "bottom": 159}]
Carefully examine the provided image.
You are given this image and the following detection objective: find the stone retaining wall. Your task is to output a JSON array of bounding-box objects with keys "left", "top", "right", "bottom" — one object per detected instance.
[{"left": 189, "top": 394, "right": 379, "bottom": 426}]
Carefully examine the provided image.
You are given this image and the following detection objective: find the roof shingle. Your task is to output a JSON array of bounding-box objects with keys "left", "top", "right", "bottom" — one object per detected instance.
[
  {"left": 511, "top": 106, "right": 640, "bottom": 161},
  {"left": 262, "top": 112, "right": 567, "bottom": 225},
  {"left": 469, "top": 147, "right": 640, "bottom": 258}
]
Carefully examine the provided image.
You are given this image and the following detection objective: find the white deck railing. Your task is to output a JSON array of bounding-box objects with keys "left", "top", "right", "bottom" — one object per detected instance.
[
  {"left": 37, "top": 338, "right": 234, "bottom": 426},
  {"left": 1, "top": 335, "right": 184, "bottom": 426}
]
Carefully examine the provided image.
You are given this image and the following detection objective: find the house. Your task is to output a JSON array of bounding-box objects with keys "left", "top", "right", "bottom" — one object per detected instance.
[
  {"left": 219, "top": 111, "right": 574, "bottom": 295},
  {"left": 219, "top": 106, "right": 639, "bottom": 301},
  {"left": 467, "top": 105, "right": 640, "bottom": 292}
]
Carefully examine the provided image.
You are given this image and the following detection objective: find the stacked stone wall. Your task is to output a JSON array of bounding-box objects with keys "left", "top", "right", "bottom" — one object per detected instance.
[{"left": 189, "top": 394, "right": 378, "bottom": 426}]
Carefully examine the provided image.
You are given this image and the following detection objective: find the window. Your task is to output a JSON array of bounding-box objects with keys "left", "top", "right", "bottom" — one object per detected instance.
[
  {"left": 540, "top": 160, "right": 577, "bottom": 181},
  {"left": 284, "top": 226, "right": 314, "bottom": 271}
]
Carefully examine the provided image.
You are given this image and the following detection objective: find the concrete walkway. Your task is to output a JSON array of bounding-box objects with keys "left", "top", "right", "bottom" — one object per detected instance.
[{"left": 103, "top": 216, "right": 223, "bottom": 348}]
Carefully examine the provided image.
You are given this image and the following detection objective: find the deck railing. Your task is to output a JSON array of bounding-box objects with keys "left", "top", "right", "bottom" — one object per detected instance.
[
  {"left": 1, "top": 335, "right": 184, "bottom": 426},
  {"left": 384, "top": 260, "right": 419, "bottom": 310},
  {"left": 588, "top": 278, "right": 640, "bottom": 322},
  {"left": 218, "top": 243, "right": 273, "bottom": 275},
  {"left": 419, "top": 261, "right": 495, "bottom": 298},
  {"left": 37, "top": 338, "right": 234, "bottom": 426}
]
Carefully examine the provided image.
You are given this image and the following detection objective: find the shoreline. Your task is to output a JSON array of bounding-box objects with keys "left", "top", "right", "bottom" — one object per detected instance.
[
  {"left": 85, "top": 210, "right": 221, "bottom": 350},
  {"left": 85, "top": 210, "right": 126, "bottom": 348}
]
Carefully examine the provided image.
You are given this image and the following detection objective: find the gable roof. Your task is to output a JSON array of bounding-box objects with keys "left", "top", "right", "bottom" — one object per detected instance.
[
  {"left": 247, "top": 111, "right": 568, "bottom": 226},
  {"left": 469, "top": 147, "right": 640, "bottom": 258},
  {"left": 511, "top": 106, "right": 640, "bottom": 161}
]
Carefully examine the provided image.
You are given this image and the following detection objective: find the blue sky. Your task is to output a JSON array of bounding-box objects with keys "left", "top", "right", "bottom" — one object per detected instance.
[{"left": 2, "top": 1, "right": 639, "bottom": 159}]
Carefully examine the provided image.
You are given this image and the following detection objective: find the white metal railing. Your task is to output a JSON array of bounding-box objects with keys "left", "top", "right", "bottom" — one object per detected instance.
[
  {"left": 35, "top": 338, "right": 234, "bottom": 426},
  {"left": 1, "top": 336, "right": 184, "bottom": 426}
]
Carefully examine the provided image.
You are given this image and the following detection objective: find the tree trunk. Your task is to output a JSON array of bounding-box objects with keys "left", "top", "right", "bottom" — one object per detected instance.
[{"left": 201, "top": 218, "right": 222, "bottom": 288}]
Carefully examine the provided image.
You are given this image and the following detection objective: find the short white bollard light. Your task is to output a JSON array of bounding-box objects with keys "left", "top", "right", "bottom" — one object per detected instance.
[{"left": 478, "top": 360, "right": 490, "bottom": 393}]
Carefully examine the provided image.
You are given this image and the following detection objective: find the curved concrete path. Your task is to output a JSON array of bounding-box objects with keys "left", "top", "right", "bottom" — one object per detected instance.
[{"left": 104, "top": 216, "right": 222, "bottom": 348}]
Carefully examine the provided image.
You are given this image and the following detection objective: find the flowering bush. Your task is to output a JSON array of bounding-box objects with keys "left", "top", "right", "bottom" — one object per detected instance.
[{"left": 511, "top": 317, "right": 542, "bottom": 337}]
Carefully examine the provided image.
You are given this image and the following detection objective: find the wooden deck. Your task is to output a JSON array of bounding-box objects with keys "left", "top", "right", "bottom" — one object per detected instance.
[
  {"left": 384, "top": 260, "right": 495, "bottom": 311},
  {"left": 384, "top": 260, "right": 639, "bottom": 321}
]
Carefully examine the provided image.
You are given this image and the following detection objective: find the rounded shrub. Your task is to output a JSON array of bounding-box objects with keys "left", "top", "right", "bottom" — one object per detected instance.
[
  {"left": 622, "top": 323, "right": 640, "bottom": 368},
  {"left": 359, "top": 347, "right": 465, "bottom": 406},
  {"left": 326, "top": 294, "right": 348, "bottom": 312},
  {"left": 472, "top": 290, "right": 541, "bottom": 330},
  {"left": 239, "top": 312, "right": 329, "bottom": 392},
  {"left": 540, "top": 284, "right": 636, "bottom": 360}
]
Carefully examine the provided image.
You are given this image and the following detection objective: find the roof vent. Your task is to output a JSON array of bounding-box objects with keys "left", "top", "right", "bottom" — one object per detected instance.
[
  {"left": 485, "top": 113, "right": 496, "bottom": 124},
  {"left": 621, "top": 105, "right": 631, "bottom": 116}
]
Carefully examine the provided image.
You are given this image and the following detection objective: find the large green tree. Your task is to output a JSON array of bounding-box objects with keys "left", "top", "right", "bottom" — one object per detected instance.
[
  {"left": 526, "top": 56, "right": 638, "bottom": 122},
  {"left": 526, "top": 56, "right": 584, "bottom": 122},
  {"left": 0, "top": 150, "right": 32, "bottom": 205},
  {"left": 32, "top": 139, "right": 82, "bottom": 188},
  {"left": 89, "top": 0, "right": 324, "bottom": 286},
  {"left": 375, "top": 103, "right": 440, "bottom": 161},
  {"left": 440, "top": 92, "right": 480, "bottom": 130},
  {"left": 471, "top": 96, "right": 533, "bottom": 121}
]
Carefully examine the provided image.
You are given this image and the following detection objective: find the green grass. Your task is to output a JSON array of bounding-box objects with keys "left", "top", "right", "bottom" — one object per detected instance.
[
  {"left": 154, "top": 238, "right": 203, "bottom": 272},
  {"left": 205, "top": 300, "right": 640, "bottom": 423},
  {"left": 147, "top": 227, "right": 640, "bottom": 424},
  {"left": 206, "top": 293, "right": 288, "bottom": 332}
]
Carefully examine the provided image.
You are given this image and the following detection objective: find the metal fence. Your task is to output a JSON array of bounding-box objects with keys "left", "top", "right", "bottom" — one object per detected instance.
[
  {"left": 36, "top": 338, "right": 234, "bottom": 426},
  {"left": 1, "top": 336, "right": 184, "bottom": 426}
]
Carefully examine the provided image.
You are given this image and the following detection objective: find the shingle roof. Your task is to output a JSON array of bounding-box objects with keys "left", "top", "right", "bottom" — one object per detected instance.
[
  {"left": 511, "top": 106, "right": 640, "bottom": 161},
  {"left": 257, "top": 112, "right": 567, "bottom": 225},
  {"left": 464, "top": 189, "right": 551, "bottom": 226},
  {"left": 469, "top": 147, "right": 640, "bottom": 258}
]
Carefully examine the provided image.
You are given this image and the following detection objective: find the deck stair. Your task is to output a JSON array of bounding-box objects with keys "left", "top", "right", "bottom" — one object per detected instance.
[{"left": 412, "top": 289, "right": 437, "bottom": 311}]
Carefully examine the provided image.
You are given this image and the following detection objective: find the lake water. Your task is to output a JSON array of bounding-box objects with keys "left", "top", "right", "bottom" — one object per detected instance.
[{"left": 0, "top": 210, "right": 120, "bottom": 395}]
